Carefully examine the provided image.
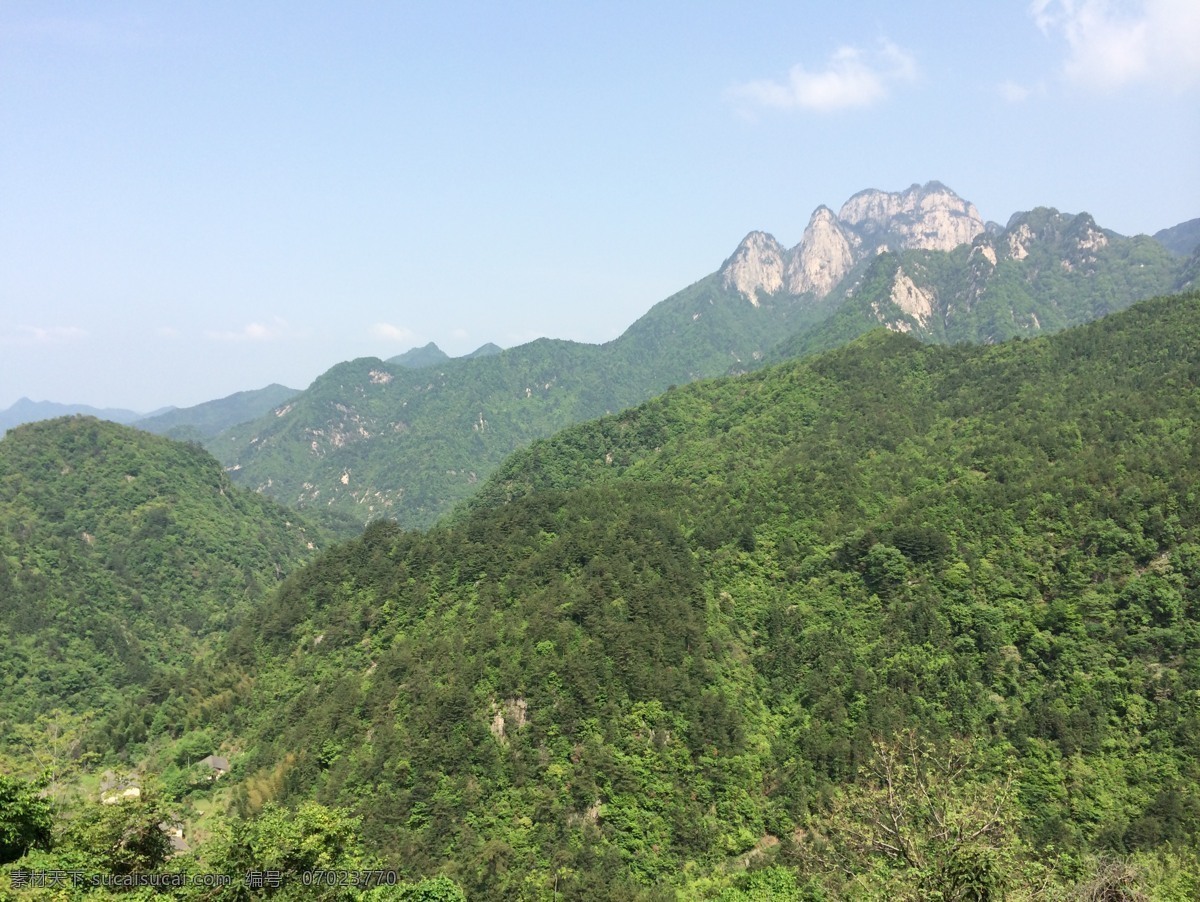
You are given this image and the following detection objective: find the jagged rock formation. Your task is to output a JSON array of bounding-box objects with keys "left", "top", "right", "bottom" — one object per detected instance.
[
  {"left": 838, "top": 181, "right": 985, "bottom": 252},
  {"left": 719, "top": 231, "right": 786, "bottom": 305},
  {"left": 883, "top": 267, "right": 935, "bottom": 330},
  {"left": 773, "top": 205, "right": 1183, "bottom": 360},
  {"left": 785, "top": 206, "right": 861, "bottom": 296},
  {"left": 721, "top": 181, "right": 986, "bottom": 303}
]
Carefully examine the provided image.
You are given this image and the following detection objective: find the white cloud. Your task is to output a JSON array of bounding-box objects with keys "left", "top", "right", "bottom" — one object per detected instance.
[
  {"left": 370, "top": 322, "right": 415, "bottom": 343},
  {"left": 998, "top": 79, "right": 1049, "bottom": 102},
  {"left": 0, "top": 325, "right": 87, "bottom": 346},
  {"left": 1031, "top": 0, "right": 1200, "bottom": 89},
  {"left": 727, "top": 40, "right": 917, "bottom": 113},
  {"left": 451, "top": 328, "right": 469, "bottom": 341},
  {"left": 206, "top": 317, "right": 290, "bottom": 342}
]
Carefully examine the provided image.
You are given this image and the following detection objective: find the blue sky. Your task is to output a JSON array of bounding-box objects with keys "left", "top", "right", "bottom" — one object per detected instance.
[{"left": 2, "top": 1, "right": 1198, "bottom": 411}]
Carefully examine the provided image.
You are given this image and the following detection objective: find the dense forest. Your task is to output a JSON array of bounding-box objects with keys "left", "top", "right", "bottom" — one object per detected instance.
[
  {"left": 4, "top": 293, "right": 1195, "bottom": 898},
  {"left": 0, "top": 418, "right": 329, "bottom": 736}
]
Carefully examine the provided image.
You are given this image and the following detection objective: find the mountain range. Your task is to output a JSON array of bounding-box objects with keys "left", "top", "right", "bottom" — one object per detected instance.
[
  {"left": 1, "top": 177, "right": 1199, "bottom": 893},
  {"left": 201, "top": 182, "right": 1190, "bottom": 527},
  {"left": 0, "top": 398, "right": 149, "bottom": 437},
  {"left": 0, "top": 385, "right": 302, "bottom": 442}
]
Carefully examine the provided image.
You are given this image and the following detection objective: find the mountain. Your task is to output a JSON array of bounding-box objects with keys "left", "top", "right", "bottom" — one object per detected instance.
[
  {"left": 141, "top": 292, "right": 1200, "bottom": 896},
  {"left": 0, "top": 398, "right": 146, "bottom": 436},
  {"left": 722, "top": 181, "right": 986, "bottom": 303},
  {"left": 209, "top": 271, "right": 830, "bottom": 527},
  {"left": 1154, "top": 217, "right": 1200, "bottom": 257},
  {"left": 209, "top": 183, "right": 1187, "bottom": 528},
  {"left": 771, "top": 205, "right": 1182, "bottom": 359},
  {"left": 386, "top": 341, "right": 506, "bottom": 370},
  {"left": 388, "top": 342, "right": 504, "bottom": 368},
  {"left": 0, "top": 417, "right": 324, "bottom": 737},
  {"left": 134, "top": 383, "right": 300, "bottom": 441},
  {"left": 387, "top": 342, "right": 452, "bottom": 368},
  {"left": 463, "top": 341, "right": 503, "bottom": 359}
]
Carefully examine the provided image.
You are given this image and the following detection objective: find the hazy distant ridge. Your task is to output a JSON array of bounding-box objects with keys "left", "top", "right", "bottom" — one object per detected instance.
[{"left": 0, "top": 398, "right": 147, "bottom": 436}]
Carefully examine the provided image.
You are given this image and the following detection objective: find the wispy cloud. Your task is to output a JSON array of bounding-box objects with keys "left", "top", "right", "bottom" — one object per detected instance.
[
  {"left": 205, "top": 317, "right": 292, "bottom": 342},
  {"left": 997, "top": 79, "right": 1046, "bottom": 102},
  {"left": 1030, "top": 0, "right": 1200, "bottom": 90},
  {"left": 727, "top": 40, "right": 917, "bottom": 114},
  {"left": 0, "top": 325, "right": 87, "bottom": 346},
  {"left": 370, "top": 322, "right": 415, "bottom": 343}
]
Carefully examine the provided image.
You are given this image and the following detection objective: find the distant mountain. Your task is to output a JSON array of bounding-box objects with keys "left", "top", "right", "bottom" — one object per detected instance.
[
  {"left": 209, "top": 266, "right": 831, "bottom": 526},
  {"left": 1154, "top": 217, "right": 1200, "bottom": 257},
  {"left": 387, "top": 341, "right": 505, "bottom": 368},
  {"left": 387, "top": 342, "right": 452, "bottom": 368},
  {"left": 134, "top": 383, "right": 300, "bottom": 440},
  {"left": 0, "top": 397, "right": 146, "bottom": 436},
  {"left": 208, "top": 183, "right": 1187, "bottom": 528},
  {"left": 720, "top": 181, "right": 986, "bottom": 302},
  {"left": 464, "top": 342, "right": 503, "bottom": 359},
  {"left": 1177, "top": 247, "right": 1200, "bottom": 292},
  {"left": 770, "top": 206, "right": 1181, "bottom": 359},
  {"left": 0, "top": 417, "right": 324, "bottom": 733}
]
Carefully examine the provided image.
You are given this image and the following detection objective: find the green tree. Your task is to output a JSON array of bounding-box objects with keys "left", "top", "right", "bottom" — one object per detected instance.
[
  {"left": 0, "top": 774, "right": 54, "bottom": 864},
  {"left": 808, "top": 731, "right": 1023, "bottom": 900},
  {"left": 61, "top": 796, "right": 174, "bottom": 875}
]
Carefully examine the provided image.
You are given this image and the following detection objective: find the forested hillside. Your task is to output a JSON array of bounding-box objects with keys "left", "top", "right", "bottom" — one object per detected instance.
[
  {"left": 134, "top": 384, "right": 301, "bottom": 442},
  {"left": 32, "top": 292, "right": 1193, "bottom": 899},
  {"left": 0, "top": 418, "right": 324, "bottom": 743},
  {"left": 209, "top": 273, "right": 830, "bottom": 529}
]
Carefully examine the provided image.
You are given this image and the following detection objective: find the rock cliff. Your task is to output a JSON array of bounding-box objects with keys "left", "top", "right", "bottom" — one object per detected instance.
[
  {"left": 785, "top": 206, "right": 861, "bottom": 296},
  {"left": 720, "top": 231, "right": 786, "bottom": 306},
  {"left": 720, "top": 181, "right": 986, "bottom": 302},
  {"left": 838, "top": 181, "right": 985, "bottom": 252}
]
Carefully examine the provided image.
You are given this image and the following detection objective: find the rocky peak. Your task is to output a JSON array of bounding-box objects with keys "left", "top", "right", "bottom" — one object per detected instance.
[
  {"left": 839, "top": 181, "right": 985, "bottom": 252},
  {"left": 785, "top": 206, "right": 860, "bottom": 297},
  {"left": 722, "top": 182, "right": 988, "bottom": 303},
  {"left": 719, "top": 231, "right": 787, "bottom": 306},
  {"left": 1065, "top": 213, "right": 1109, "bottom": 251}
]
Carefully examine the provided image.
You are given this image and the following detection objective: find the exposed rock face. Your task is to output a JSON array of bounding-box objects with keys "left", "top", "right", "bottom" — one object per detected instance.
[
  {"left": 889, "top": 268, "right": 934, "bottom": 326},
  {"left": 720, "top": 231, "right": 786, "bottom": 306},
  {"left": 839, "top": 182, "right": 985, "bottom": 252},
  {"left": 720, "top": 181, "right": 986, "bottom": 302},
  {"left": 785, "top": 206, "right": 860, "bottom": 296},
  {"left": 1007, "top": 223, "right": 1035, "bottom": 260},
  {"left": 970, "top": 243, "right": 998, "bottom": 267}
]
